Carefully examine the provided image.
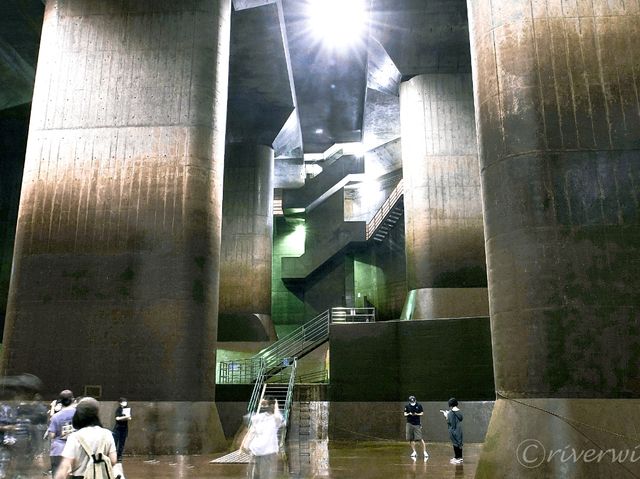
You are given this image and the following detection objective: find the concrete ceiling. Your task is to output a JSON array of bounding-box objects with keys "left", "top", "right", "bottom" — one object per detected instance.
[
  {"left": 226, "top": 3, "right": 297, "bottom": 150},
  {"left": 0, "top": 0, "right": 471, "bottom": 158},
  {"left": 370, "top": 0, "right": 472, "bottom": 76}
]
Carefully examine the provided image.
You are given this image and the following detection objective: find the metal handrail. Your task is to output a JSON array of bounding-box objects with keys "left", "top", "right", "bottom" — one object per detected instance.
[
  {"left": 330, "top": 307, "right": 375, "bottom": 322},
  {"left": 219, "top": 357, "right": 265, "bottom": 384},
  {"left": 366, "top": 179, "right": 404, "bottom": 239},
  {"left": 246, "top": 360, "right": 267, "bottom": 419},
  {"left": 280, "top": 358, "right": 297, "bottom": 448},
  {"left": 256, "top": 310, "right": 331, "bottom": 370},
  {"left": 217, "top": 307, "right": 376, "bottom": 384},
  {"left": 295, "top": 369, "right": 328, "bottom": 384}
]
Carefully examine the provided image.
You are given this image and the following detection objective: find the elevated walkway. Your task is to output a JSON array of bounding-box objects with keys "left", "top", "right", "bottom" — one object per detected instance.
[
  {"left": 282, "top": 154, "right": 365, "bottom": 214},
  {"left": 281, "top": 179, "right": 404, "bottom": 281}
]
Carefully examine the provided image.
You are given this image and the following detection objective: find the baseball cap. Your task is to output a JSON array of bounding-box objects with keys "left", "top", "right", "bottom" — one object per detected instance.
[{"left": 409, "top": 395, "right": 416, "bottom": 402}]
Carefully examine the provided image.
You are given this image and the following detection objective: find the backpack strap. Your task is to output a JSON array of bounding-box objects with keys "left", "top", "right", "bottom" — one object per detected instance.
[{"left": 77, "top": 433, "right": 113, "bottom": 479}]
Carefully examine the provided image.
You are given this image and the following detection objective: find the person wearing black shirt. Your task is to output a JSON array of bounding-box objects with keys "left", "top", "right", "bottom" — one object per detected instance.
[
  {"left": 112, "top": 397, "right": 131, "bottom": 462},
  {"left": 404, "top": 395, "right": 428, "bottom": 459}
]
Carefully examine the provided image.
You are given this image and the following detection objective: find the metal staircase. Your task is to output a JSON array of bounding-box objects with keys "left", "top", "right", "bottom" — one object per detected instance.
[
  {"left": 366, "top": 178, "right": 404, "bottom": 242},
  {"left": 213, "top": 308, "right": 374, "bottom": 465},
  {"left": 211, "top": 359, "right": 297, "bottom": 464},
  {"left": 218, "top": 307, "right": 375, "bottom": 385}
]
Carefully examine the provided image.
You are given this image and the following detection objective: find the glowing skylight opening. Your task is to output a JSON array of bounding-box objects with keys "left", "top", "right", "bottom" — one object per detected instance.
[{"left": 307, "top": 0, "right": 368, "bottom": 49}]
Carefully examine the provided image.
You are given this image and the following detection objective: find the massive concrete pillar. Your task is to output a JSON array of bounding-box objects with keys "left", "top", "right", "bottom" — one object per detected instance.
[
  {"left": 218, "top": 143, "right": 276, "bottom": 341},
  {"left": 400, "top": 74, "right": 488, "bottom": 319},
  {"left": 1, "top": 0, "right": 231, "bottom": 451},
  {"left": 467, "top": 0, "right": 640, "bottom": 476}
]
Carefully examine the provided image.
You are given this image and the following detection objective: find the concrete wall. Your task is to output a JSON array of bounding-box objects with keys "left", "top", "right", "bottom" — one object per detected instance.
[
  {"left": 329, "top": 318, "right": 495, "bottom": 402},
  {"left": 330, "top": 400, "right": 493, "bottom": 443},
  {"left": 304, "top": 255, "right": 350, "bottom": 319},
  {"left": 90, "top": 401, "right": 228, "bottom": 454},
  {"left": 354, "top": 217, "right": 406, "bottom": 320},
  {"left": 272, "top": 216, "right": 305, "bottom": 337}
]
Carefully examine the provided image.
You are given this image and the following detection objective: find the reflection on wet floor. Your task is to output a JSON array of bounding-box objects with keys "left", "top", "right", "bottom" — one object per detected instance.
[
  {"left": 10, "top": 442, "right": 480, "bottom": 478},
  {"left": 118, "top": 442, "right": 479, "bottom": 478}
]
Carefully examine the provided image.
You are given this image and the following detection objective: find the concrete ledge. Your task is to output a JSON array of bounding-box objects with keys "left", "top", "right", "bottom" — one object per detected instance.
[{"left": 412, "top": 287, "right": 489, "bottom": 319}]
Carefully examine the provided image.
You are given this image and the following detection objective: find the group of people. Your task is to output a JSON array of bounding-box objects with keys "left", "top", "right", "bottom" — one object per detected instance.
[
  {"left": 47, "top": 390, "right": 131, "bottom": 478},
  {"left": 404, "top": 395, "right": 464, "bottom": 465},
  {"left": 239, "top": 394, "right": 464, "bottom": 479}
]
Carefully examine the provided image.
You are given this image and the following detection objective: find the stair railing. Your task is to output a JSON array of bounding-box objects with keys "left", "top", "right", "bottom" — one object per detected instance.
[
  {"left": 218, "top": 307, "right": 375, "bottom": 384},
  {"left": 330, "top": 307, "right": 375, "bottom": 323},
  {"left": 256, "top": 309, "right": 331, "bottom": 371},
  {"left": 366, "top": 179, "right": 404, "bottom": 240},
  {"left": 280, "top": 358, "right": 297, "bottom": 448},
  {"left": 246, "top": 359, "right": 267, "bottom": 420}
]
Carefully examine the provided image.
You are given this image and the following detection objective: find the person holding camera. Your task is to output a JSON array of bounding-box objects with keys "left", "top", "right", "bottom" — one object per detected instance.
[
  {"left": 404, "top": 395, "right": 428, "bottom": 459},
  {"left": 440, "top": 397, "right": 464, "bottom": 464}
]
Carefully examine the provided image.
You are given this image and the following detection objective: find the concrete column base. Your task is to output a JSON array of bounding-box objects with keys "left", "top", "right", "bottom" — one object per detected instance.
[
  {"left": 476, "top": 398, "right": 640, "bottom": 478},
  {"left": 408, "top": 287, "right": 489, "bottom": 319},
  {"left": 217, "top": 313, "right": 277, "bottom": 341},
  {"left": 99, "top": 401, "right": 228, "bottom": 455}
]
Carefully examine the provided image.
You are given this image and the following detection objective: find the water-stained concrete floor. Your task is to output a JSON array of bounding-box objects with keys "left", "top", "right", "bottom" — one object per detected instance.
[{"left": 109, "top": 442, "right": 480, "bottom": 478}]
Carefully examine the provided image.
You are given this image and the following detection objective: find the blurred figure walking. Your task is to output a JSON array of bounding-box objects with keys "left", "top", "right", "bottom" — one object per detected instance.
[{"left": 241, "top": 398, "right": 283, "bottom": 479}]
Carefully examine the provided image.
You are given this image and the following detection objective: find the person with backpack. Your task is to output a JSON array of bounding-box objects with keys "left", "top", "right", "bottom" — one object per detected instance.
[{"left": 54, "top": 398, "right": 116, "bottom": 479}]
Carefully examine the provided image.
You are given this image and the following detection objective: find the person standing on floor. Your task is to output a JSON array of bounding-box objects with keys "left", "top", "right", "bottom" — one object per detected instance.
[
  {"left": 54, "top": 398, "right": 116, "bottom": 479},
  {"left": 47, "top": 390, "right": 76, "bottom": 477},
  {"left": 404, "top": 395, "right": 428, "bottom": 459},
  {"left": 241, "top": 397, "right": 283, "bottom": 479},
  {"left": 441, "top": 397, "right": 464, "bottom": 464},
  {"left": 112, "top": 397, "right": 131, "bottom": 462}
]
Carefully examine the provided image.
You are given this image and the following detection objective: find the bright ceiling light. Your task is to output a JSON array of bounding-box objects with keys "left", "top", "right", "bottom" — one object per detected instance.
[{"left": 307, "top": 0, "right": 368, "bottom": 49}]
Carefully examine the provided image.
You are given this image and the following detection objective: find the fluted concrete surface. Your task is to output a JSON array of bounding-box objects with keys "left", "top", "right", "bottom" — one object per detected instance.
[
  {"left": 2, "top": 0, "right": 232, "bottom": 403},
  {"left": 468, "top": 0, "right": 640, "bottom": 476},
  {"left": 400, "top": 74, "right": 487, "bottom": 318},
  {"left": 218, "top": 143, "right": 274, "bottom": 341}
]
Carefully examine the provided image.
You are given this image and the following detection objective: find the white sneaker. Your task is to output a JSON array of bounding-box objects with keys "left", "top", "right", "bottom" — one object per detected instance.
[
  {"left": 410, "top": 451, "right": 417, "bottom": 458},
  {"left": 449, "top": 458, "right": 458, "bottom": 464},
  {"left": 423, "top": 451, "right": 429, "bottom": 458}
]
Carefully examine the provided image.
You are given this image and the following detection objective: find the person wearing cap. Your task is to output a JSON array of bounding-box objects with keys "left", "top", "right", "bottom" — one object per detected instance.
[
  {"left": 404, "top": 395, "right": 428, "bottom": 459},
  {"left": 54, "top": 398, "right": 116, "bottom": 479},
  {"left": 47, "top": 390, "right": 76, "bottom": 476}
]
